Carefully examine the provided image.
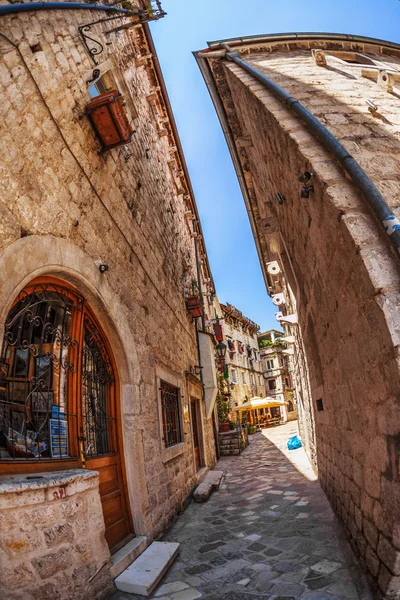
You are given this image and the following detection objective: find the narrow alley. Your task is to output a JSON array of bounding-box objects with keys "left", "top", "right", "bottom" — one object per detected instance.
[{"left": 113, "top": 423, "right": 372, "bottom": 600}]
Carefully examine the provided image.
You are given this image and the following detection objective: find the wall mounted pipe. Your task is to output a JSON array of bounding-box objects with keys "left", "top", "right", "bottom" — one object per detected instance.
[
  {"left": 0, "top": 2, "right": 133, "bottom": 17},
  {"left": 219, "top": 42, "right": 400, "bottom": 260}
]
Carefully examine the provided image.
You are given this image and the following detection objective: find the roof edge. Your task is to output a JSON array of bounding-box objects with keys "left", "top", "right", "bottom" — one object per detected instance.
[{"left": 203, "top": 31, "right": 400, "bottom": 52}]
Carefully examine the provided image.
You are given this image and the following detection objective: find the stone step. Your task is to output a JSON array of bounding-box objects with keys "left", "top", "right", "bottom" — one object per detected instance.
[
  {"left": 110, "top": 536, "right": 149, "bottom": 579},
  {"left": 114, "top": 541, "right": 180, "bottom": 597},
  {"left": 220, "top": 449, "right": 240, "bottom": 456},
  {"left": 219, "top": 439, "right": 240, "bottom": 447},
  {"left": 193, "top": 470, "right": 224, "bottom": 503}
]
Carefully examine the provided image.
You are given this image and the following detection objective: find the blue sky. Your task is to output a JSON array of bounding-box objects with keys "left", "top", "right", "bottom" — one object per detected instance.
[{"left": 150, "top": 1, "right": 399, "bottom": 331}]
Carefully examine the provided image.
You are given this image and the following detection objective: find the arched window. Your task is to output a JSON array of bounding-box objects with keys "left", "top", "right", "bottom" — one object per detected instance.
[{"left": 0, "top": 279, "right": 117, "bottom": 470}]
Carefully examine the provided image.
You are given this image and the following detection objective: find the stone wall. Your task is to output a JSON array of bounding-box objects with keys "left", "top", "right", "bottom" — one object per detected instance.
[
  {"left": 0, "top": 4, "right": 217, "bottom": 594},
  {"left": 0, "top": 471, "right": 111, "bottom": 600},
  {"left": 201, "top": 36, "right": 400, "bottom": 598}
]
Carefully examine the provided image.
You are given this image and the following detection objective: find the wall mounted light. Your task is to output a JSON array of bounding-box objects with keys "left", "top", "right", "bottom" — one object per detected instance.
[{"left": 215, "top": 341, "right": 227, "bottom": 359}]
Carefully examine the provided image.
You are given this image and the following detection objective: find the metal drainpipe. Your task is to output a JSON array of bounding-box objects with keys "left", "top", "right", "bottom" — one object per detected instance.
[
  {"left": 193, "top": 220, "right": 205, "bottom": 385},
  {"left": 0, "top": 3, "right": 133, "bottom": 16},
  {"left": 219, "top": 42, "right": 400, "bottom": 260}
]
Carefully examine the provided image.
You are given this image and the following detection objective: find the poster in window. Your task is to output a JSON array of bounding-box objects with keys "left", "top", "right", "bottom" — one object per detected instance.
[
  {"left": 0, "top": 362, "right": 9, "bottom": 390},
  {"left": 14, "top": 349, "right": 30, "bottom": 378},
  {"left": 35, "top": 355, "right": 52, "bottom": 389},
  {"left": 7, "top": 381, "right": 28, "bottom": 404},
  {"left": 31, "top": 390, "right": 54, "bottom": 413},
  {"left": 50, "top": 418, "right": 69, "bottom": 458}
]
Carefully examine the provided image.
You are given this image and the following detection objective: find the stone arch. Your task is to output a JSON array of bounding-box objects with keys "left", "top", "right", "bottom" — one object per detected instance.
[{"left": 0, "top": 234, "right": 152, "bottom": 537}]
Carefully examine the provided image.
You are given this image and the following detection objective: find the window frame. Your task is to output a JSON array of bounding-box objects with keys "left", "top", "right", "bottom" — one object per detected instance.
[
  {"left": 156, "top": 367, "right": 185, "bottom": 463},
  {"left": 84, "top": 59, "right": 138, "bottom": 123}
]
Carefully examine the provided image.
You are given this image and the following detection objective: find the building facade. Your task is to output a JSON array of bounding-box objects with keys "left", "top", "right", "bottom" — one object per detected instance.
[
  {"left": 258, "top": 329, "right": 297, "bottom": 422},
  {"left": 217, "top": 302, "right": 265, "bottom": 410},
  {"left": 0, "top": 4, "right": 219, "bottom": 598},
  {"left": 196, "top": 34, "right": 400, "bottom": 598}
]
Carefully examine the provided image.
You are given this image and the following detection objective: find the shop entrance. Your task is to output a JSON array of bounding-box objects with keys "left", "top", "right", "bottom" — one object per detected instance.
[{"left": 0, "top": 278, "right": 133, "bottom": 552}]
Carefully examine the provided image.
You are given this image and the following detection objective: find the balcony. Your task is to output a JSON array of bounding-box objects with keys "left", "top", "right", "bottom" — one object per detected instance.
[{"left": 141, "top": 0, "right": 166, "bottom": 21}]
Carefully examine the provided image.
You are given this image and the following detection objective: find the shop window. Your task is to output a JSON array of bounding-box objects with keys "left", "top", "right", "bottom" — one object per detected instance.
[
  {"left": 160, "top": 380, "right": 182, "bottom": 448},
  {"left": 0, "top": 280, "right": 116, "bottom": 467},
  {"left": 268, "top": 379, "right": 276, "bottom": 391}
]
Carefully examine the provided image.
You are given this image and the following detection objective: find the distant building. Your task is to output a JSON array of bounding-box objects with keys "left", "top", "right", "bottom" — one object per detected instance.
[
  {"left": 258, "top": 330, "right": 297, "bottom": 422},
  {"left": 217, "top": 302, "right": 265, "bottom": 410}
]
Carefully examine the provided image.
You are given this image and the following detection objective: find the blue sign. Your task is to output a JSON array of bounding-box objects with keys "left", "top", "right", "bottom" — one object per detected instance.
[{"left": 50, "top": 419, "right": 69, "bottom": 458}]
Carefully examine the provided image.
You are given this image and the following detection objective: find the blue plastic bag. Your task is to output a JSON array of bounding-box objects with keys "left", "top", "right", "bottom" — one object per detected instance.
[{"left": 287, "top": 435, "right": 302, "bottom": 450}]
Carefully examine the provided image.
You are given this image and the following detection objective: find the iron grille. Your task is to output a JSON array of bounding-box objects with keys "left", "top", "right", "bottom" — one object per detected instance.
[
  {"left": 0, "top": 284, "right": 80, "bottom": 461},
  {"left": 160, "top": 380, "right": 182, "bottom": 448},
  {"left": 82, "top": 315, "right": 115, "bottom": 458},
  {"left": 143, "top": 0, "right": 166, "bottom": 19}
]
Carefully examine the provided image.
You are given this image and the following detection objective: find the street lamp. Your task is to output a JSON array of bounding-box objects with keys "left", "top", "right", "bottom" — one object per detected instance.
[{"left": 215, "top": 341, "right": 227, "bottom": 359}]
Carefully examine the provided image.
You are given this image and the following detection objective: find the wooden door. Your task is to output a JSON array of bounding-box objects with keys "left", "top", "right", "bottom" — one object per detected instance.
[
  {"left": 80, "top": 313, "right": 133, "bottom": 553},
  {"left": 190, "top": 397, "right": 202, "bottom": 472}
]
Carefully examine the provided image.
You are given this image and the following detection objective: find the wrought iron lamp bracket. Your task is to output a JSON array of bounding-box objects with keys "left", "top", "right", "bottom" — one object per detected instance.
[{"left": 78, "top": 14, "right": 133, "bottom": 65}]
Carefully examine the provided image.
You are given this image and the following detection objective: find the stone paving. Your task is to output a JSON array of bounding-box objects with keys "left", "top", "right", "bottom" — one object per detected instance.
[{"left": 112, "top": 422, "right": 372, "bottom": 600}]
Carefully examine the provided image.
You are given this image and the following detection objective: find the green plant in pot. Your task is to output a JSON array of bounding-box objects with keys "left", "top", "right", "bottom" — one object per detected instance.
[{"left": 217, "top": 394, "right": 230, "bottom": 432}]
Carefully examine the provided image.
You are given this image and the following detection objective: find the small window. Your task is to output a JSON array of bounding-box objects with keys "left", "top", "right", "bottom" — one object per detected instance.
[
  {"left": 160, "top": 380, "right": 182, "bottom": 448},
  {"left": 242, "top": 372, "right": 247, "bottom": 384},
  {"left": 258, "top": 375, "right": 262, "bottom": 386},
  {"left": 88, "top": 70, "right": 120, "bottom": 98},
  {"left": 231, "top": 370, "right": 237, "bottom": 384},
  {"left": 268, "top": 379, "right": 276, "bottom": 391},
  {"left": 250, "top": 374, "right": 255, "bottom": 386},
  {"left": 266, "top": 359, "right": 274, "bottom": 370}
]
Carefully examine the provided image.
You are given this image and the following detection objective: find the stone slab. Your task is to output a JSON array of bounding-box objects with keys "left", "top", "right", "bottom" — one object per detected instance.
[
  {"left": 193, "top": 470, "right": 223, "bottom": 503},
  {"left": 110, "top": 536, "right": 149, "bottom": 579},
  {"left": 115, "top": 541, "right": 180, "bottom": 596}
]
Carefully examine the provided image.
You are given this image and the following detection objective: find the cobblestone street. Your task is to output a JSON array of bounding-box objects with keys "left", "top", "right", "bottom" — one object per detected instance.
[{"left": 113, "top": 423, "right": 372, "bottom": 600}]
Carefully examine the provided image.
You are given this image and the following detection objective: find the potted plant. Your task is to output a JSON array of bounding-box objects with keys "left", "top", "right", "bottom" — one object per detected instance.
[
  {"left": 186, "top": 279, "right": 203, "bottom": 318},
  {"left": 217, "top": 394, "right": 230, "bottom": 432}
]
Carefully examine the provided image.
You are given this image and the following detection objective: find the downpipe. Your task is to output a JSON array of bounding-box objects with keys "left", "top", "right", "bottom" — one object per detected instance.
[{"left": 219, "top": 42, "right": 400, "bottom": 259}]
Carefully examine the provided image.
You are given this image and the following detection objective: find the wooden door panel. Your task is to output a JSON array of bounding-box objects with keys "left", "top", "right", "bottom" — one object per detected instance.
[
  {"left": 191, "top": 398, "right": 203, "bottom": 472},
  {"left": 98, "top": 463, "right": 119, "bottom": 496},
  {"left": 81, "top": 312, "right": 133, "bottom": 553},
  {"left": 105, "top": 516, "right": 131, "bottom": 550}
]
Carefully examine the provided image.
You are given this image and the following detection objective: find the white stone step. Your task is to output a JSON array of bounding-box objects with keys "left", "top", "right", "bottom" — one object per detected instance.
[
  {"left": 114, "top": 541, "right": 180, "bottom": 596},
  {"left": 110, "top": 536, "right": 149, "bottom": 579}
]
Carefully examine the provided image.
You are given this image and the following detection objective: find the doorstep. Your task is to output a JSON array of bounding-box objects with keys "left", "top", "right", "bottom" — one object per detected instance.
[
  {"left": 110, "top": 536, "right": 150, "bottom": 579},
  {"left": 114, "top": 541, "right": 180, "bottom": 596}
]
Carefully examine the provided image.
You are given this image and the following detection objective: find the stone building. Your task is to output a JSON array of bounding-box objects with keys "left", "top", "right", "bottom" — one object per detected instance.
[
  {"left": 196, "top": 33, "right": 400, "bottom": 598},
  {"left": 0, "top": 2, "right": 219, "bottom": 598},
  {"left": 217, "top": 301, "right": 265, "bottom": 409},
  {"left": 258, "top": 329, "right": 297, "bottom": 422}
]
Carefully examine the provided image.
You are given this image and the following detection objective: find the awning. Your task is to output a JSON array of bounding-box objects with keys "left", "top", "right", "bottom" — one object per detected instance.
[{"left": 232, "top": 396, "right": 287, "bottom": 411}]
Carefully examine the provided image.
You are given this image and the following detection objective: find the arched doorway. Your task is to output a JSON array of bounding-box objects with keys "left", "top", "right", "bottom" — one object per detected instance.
[{"left": 0, "top": 277, "right": 133, "bottom": 551}]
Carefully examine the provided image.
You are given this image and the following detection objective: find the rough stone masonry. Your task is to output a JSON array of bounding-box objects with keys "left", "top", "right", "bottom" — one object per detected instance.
[{"left": 196, "top": 34, "right": 400, "bottom": 599}]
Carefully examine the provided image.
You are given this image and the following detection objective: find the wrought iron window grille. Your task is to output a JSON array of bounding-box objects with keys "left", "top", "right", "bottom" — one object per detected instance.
[
  {"left": 160, "top": 380, "right": 182, "bottom": 448},
  {"left": 0, "top": 282, "right": 117, "bottom": 463}
]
